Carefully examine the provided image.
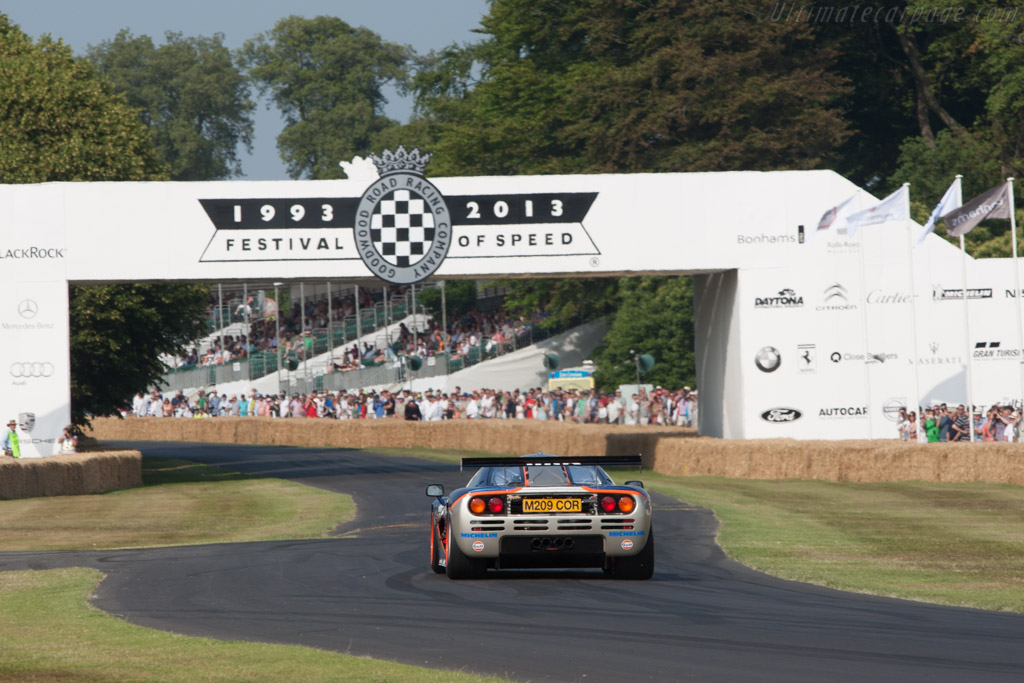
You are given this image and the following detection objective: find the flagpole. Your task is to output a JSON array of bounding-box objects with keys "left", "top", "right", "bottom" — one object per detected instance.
[
  {"left": 855, "top": 193, "right": 874, "bottom": 439},
  {"left": 902, "top": 183, "right": 923, "bottom": 436},
  {"left": 1009, "top": 177, "right": 1023, "bottom": 412},
  {"left": 948, "top": 175, "right": 974, "bottom": 441}
]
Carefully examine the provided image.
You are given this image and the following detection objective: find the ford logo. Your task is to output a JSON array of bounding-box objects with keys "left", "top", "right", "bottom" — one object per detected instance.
[{"left": 761, "top": 408, "right": 802, "bottom": 422}]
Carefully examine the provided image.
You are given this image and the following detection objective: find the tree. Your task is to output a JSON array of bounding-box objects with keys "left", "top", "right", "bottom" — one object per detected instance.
[
  {"left": 87, "top": 30, "right": 255, "bottom": 180},
  {"left": 68, "top": 285, "right": 210, "bottom": 425},
  {"left": 591, "top": 277, "right": 695, "bottom": 391},
  {"left": 0, "top": 17, "right": 165, "bottom": 182},
  {"left": 414, "top": 0, "right": 850, "bottom": 177},
  {"left": 0, "top": 14, "right": 209, "bottom": 425},
  {"left": 241, "top": 15, "right": 411, "bottom": 179}
]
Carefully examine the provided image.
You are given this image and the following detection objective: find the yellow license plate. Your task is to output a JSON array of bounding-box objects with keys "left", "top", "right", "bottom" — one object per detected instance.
[{"left": 523, "top": 498, "right": 581, "bottom": 513}]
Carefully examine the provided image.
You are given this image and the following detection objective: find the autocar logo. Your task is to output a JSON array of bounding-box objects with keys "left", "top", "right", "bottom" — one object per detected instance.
[
  {"left": 17, "top": 299, "right": 38, "bottom": 319},
  {"left": 755, "top": 346, "right": 781, "bottom": 373},
  {"left": 10, "top": 362, "right": 55, "bottom": 378},
  {"left": 761, "top": 407, "right": 802, "bottom": 422}
]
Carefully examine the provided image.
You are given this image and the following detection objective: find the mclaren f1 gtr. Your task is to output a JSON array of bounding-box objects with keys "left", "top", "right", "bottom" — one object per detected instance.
[{"left": 426, "top": 454, "right": 654, "bottom": 579}]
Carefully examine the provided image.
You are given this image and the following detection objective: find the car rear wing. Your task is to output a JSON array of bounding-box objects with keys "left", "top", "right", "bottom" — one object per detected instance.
[{"left": 460, "top": 454, "right": 642, "bottom": 471}]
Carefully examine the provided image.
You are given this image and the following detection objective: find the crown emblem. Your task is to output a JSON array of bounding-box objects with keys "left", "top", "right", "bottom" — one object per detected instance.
[{"left": 368, "top": 146, "right": 432, "bottom": 176}]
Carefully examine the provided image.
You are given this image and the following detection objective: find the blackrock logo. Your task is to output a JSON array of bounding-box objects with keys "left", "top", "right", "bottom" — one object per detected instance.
[
  {"left": 819, "top": 406, "right": 867, "bottom": 419},
  {"left": 761, "top": 407, "right": 802, "bottom": 423},
  {"left": 816, "top": 283, "right": 857, "bottom": 311},
  {"left": 755, "top": 346, "right": 781, "bottom": 373},
  {"left": 754, "top": 288, "right": 804, "bottom": 309},
  {"left": 974, "top": 341, "right": 1020, "bottom": 360},
  {"left": 354, "top": 147, "right": 453, "bottom": 284}
]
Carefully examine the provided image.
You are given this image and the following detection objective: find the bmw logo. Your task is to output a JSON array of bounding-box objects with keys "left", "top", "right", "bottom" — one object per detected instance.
[{"left": 755, "top": 346, "right": 781, "bottom": 373}]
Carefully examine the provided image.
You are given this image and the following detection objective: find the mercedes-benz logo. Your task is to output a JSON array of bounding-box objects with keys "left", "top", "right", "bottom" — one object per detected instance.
[
  {"left": 10, "top": 362, "right": 54, "bottom": 378},
  {"left": 18, "top": 299, "right": 38, "bottom": 319}
]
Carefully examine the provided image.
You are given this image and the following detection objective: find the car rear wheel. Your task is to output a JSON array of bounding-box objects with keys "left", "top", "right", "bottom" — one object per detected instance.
[
  {"left": 611, "top": 531, "right": 654, "bottom": 580},
  {"left": 446, "top": 536, "right": 487, "bottom": 580},
  {"left": 430, "top": 523, "right": 446, "bottom": 574}
]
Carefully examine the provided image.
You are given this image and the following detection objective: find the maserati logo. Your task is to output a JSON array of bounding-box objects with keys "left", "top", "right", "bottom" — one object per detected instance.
[
  {"left": 354, "top": 147, "right": 452, "bottom": 285},
  {"left": 17, "top": 299, "right": 38, "bottom": 319}
]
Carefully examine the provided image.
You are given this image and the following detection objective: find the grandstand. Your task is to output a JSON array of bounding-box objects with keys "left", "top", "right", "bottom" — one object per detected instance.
[{"left": 157, "top": 281, "right": 603, "bottom": 399}]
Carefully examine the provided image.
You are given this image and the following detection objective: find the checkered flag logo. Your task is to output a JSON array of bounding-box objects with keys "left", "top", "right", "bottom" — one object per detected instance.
[
  {"left": 370, "top": 189, "right": 437, "bottom": 268},
  {"left": 354, "top": 148, "right": 452, "bottom": 285}
]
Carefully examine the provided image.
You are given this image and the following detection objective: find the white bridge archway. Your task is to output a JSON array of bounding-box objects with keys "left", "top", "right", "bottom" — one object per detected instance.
[{"left": 1, "top": 168, "right": 1017, "bottom": 455}]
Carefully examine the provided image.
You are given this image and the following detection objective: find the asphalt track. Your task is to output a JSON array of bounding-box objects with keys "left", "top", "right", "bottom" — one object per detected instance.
[{"left": 2, "top": 442, "right": 1023, "bottom": 682}]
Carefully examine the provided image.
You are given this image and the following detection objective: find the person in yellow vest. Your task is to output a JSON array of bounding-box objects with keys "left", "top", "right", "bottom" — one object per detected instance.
[{"left": 3, "top": 419, "right": 20, "bottom": 458}]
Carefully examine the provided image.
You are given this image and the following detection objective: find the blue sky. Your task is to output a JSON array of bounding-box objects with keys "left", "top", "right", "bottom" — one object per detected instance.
[{"left": 4, "top": 0, "right": 488, "bottom": 179}]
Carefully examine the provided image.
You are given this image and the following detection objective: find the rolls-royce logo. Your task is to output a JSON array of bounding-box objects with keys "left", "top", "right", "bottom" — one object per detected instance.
[
  {"left": 761, "top": 408, "right": 802, "bottom": 422},
  {"left": 353, "top": 147, "right": 452, "bottom": 285}
]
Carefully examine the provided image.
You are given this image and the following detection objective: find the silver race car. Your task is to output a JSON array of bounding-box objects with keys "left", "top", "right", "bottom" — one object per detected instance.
[{"left": 426, "top": 454, "right": 654, "bottom": 579}]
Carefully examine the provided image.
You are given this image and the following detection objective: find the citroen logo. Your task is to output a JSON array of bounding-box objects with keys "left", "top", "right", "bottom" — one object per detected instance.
[
  {"left": 18, "top": 299, "right": 38, "bottom": 319},
  {"left": 823, "top": 283, "right": 848, "bottom": 302}
]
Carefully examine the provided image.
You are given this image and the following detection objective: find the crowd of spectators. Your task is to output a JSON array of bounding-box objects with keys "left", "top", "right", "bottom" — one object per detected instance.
[
  {"left": 129, "top": 385, "right": 699, "bottom": 427},
  {"left": 172, "top": 287, "right": 544, "bottom": 374},
  {"left": 897, "top": 402, "right": 1022, "bottom": 442}
]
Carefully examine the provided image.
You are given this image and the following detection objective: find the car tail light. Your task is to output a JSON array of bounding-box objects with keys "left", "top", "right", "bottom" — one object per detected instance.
[
  {"left": 618, "top": 496, "right": 635, "bottom": 513},
  {"left": 488, "top": 497, "right": 504, "bottom": 513},
  {"left": 601, "top": 496, "right": 617, "bottom": 512},
  {"left": 469, "top": 497, "right": 486, "bottom": 514}
]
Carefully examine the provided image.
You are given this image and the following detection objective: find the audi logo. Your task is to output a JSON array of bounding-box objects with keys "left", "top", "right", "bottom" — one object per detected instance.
[{"left": 10, "top": 362, "right": 55, "bottom": 378}]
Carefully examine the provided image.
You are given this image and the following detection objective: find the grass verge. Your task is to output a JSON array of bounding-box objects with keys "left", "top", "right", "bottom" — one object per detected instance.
[
  {"left": 641, "top": 471, "right": 1024, "bottom": 612},
  {"left": 0, "top": 458, "right": 354, "bottom": 551},
  {"left": 0, "top": 568, "right": 507, "bottom": 682}
]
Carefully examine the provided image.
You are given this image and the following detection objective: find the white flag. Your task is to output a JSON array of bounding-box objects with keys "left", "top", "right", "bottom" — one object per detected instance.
[
  {"left": 915, "top": 177, "right": 962, "bottom": 246},
  {"left": 807, "top": 194, "right": 856, "bottom": 244},
  {"left": 845, "top": 185, "right": 909, "bottom": 237}
]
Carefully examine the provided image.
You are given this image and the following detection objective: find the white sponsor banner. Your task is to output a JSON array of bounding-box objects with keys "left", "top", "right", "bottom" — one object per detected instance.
[{"left": 0, "top": 281, "right": 71, "bottom": 457}]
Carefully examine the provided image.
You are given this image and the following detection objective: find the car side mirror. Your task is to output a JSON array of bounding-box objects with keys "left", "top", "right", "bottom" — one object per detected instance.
[
  {"left": 624, "top": 480, "right": 644, "bottom": 489},
  {"left": 425, "top": 484, "right": 444, "bottom": 497}
]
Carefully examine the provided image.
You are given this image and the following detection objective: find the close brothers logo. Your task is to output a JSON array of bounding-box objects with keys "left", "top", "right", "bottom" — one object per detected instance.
[{"left": 197, "top": 147, "right": 601, "bottom": 285}]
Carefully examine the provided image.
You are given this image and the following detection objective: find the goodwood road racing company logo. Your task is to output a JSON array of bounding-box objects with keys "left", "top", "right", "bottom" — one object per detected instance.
[{"left": 354, "top": 148, "right": 452, "bottom": 284}]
